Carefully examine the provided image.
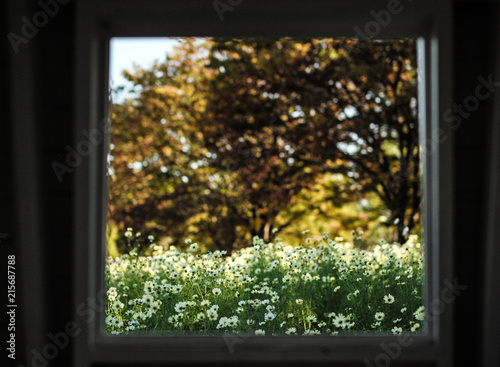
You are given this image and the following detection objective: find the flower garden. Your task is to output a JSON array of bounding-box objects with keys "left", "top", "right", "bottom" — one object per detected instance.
[{"left": 105, "top": 231, "right": 425, "bottom": 336}]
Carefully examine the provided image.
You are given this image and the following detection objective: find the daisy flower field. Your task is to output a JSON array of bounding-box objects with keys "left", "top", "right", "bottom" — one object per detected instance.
[{"left": 105, "top": 232, "right": 425, "bottom": 336}]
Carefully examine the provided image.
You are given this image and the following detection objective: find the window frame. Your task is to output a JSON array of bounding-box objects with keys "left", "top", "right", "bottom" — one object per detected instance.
[
  {"left": 481, "top": 6, "right": 500, "bottom": 366},
  {"left": 73, "top": 1, "right": 454, "bottom": 366}
]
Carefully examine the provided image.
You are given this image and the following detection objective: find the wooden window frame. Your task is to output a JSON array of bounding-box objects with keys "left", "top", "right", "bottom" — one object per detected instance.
[{"left": 73, "top": 1, "right": 454, "bottom": 366}]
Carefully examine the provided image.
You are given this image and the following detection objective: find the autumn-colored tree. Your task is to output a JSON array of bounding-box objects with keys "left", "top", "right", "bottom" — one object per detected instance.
[
  {"left": 203, "top": 38, "right": 420, "bottom": 243},
  {"left": 107, "top": 37, "right": 420, "bottom": 253},
  {"left": 108, "top": 40, "right": 218, "bottom": 250}
]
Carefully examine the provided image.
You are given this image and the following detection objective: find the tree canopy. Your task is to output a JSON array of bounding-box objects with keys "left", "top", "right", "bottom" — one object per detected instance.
[{"left": 107, "top": 37, "right": 420, "bottom": 254}]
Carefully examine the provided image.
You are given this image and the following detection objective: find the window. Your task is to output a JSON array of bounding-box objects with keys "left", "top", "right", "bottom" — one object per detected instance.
[
  {"left": 105, "top": 36, "right": 425, "bottom": 338},
  {"left": 74, "top": 1, "right": 454, "bottom": 366}
]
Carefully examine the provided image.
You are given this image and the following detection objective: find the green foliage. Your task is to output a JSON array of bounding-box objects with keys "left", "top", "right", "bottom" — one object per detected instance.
[{"left": 105, "top": 232, "right": 425, "bottom": 335}]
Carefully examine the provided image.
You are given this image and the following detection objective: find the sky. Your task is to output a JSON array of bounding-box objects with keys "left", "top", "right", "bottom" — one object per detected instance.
[{"left": 109, "top": 37, "right": 179, "bottom": 101}]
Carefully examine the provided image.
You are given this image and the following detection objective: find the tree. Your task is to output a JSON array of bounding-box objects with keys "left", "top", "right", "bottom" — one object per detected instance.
[
  {"left": 203, "top": 38, "right": 420, "bottom": 243},
  {"left": 107, "top": 37, "right": 420, "bottom": 253}
]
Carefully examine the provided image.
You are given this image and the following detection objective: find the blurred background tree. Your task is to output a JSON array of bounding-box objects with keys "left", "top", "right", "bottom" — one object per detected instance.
[{"left": 107, "top": 38, "right": 420, "bottom": 255}]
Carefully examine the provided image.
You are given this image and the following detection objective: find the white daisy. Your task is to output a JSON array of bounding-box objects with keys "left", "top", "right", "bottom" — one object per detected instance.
[
  {"left": 384, "top": 294, "right": 395, "bottom": 304},
  {"left": 392, "top": 327, "right": 403, "bottom": 334}
]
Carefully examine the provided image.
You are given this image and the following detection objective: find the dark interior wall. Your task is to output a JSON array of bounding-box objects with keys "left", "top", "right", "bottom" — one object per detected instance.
[
  {"left": 6, "top": 1, "right": 75, "bottom": 366},
  {"left": 4, "top": 1, "right": 499, "bottom": 367},
  {"left": 2, "top": 0, "right": 15, "bottom": 361},
  {"left": 453, "top": 2, "right": 497, "bottom": 366},
  {"left": 38, "top": 7, "right": 75, "bottom": 364},
  {"left": 39, "top": 2, "right": 75, "bottom": 366},
  {"left": 1, "top": 0, "right": 13, "bottom": 260}
]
